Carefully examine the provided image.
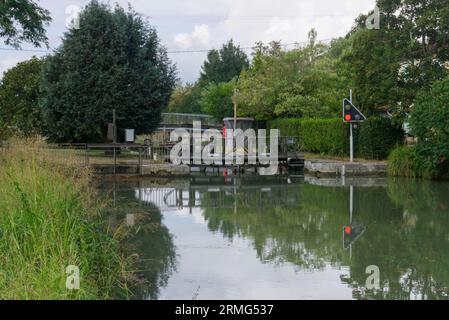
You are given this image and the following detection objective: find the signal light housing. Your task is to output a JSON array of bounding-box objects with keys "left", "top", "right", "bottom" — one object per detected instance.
[
  {"left": 343, "top": 224, "right": 366, "bottom": 249},
  {"left": 343, "top": 99, "right": 366, "bottom": 123}
]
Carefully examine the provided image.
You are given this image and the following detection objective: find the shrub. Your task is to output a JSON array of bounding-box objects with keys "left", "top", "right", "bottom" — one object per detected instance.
[
  {"left": 389, "top": 146, "right": 421, "bottom": 178},
  {"left": 408, "top": 76, "right": 449, "bottom": 178},
  {"left": 269, "top": 118, "right": 348, "bottom": 156},
  {"left": 357, "top": 117, "right": 404, "bottom": 160},
  {"left": 268, "top": 117, "right": 403, "bottom": 159}
]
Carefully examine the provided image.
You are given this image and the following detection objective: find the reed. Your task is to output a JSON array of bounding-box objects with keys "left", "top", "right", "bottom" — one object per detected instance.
[{"left": 0, "top": 139, "right": 126, "bottom": 299}]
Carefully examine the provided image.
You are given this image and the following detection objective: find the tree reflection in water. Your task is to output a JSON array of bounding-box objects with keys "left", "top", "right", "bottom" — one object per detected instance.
[
  {"left": 100, "top": 181, "right": 177, "bottom": 300},
  {"left": 199, "top": 177, "right": 449, "bottom": 300},
  {"left": 100, "top": 176, "right": 449, "bottom": 300}
]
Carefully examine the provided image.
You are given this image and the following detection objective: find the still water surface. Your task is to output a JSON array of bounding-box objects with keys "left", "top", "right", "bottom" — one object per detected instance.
[{"left": 98, "top": 175, "right": 449, "bottom": 300}]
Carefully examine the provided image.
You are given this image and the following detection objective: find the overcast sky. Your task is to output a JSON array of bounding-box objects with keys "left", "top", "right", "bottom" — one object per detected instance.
[{"left": 0, "top": 0, "right": 376, "bottom": 83}]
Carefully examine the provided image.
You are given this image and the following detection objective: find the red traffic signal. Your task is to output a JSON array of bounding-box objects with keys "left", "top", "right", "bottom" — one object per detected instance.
[
  {"left": 343, "top": 99, "right": 366, "bottom": 123},
  {"left": 344, "top": 225, "right": 352, "bottom": 235},
  {"left": 343, "top": 224, "right": 366, "bottom": 249}
]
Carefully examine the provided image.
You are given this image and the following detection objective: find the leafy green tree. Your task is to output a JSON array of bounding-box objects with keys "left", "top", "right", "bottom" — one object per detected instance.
[
  {"left": 342, "top": 29, "right": 402, "bottom": 115},
  {"left": 345, "top": 0, "right": 449, "bottom": 116},
  {"left": 40, "top": 1, "right": 176, "bottom": 142},
  {"left": 236, "top": 32, "right": 346, "bottom": 120},
  {"left": 234, "top": 41, "right": 284, "bottom": 120},
  {"left": 167, "top": 40, "right": 248, "bottom": 117},
  {"left": 199, "top": 39, "right": 249, "bottom": 84},
  {"left": 166, "top": 83, "right": 203, "bottom": 114},
  {"left": 200, "top": 79, "right": 236, "bottom": 121},
  {"left": 0, "top": 57, "right": 45, "bottom": 136},
  {"left": 409, "top": 76, "right": 449, "bottom": 177},
  {"left": 0, "top": 0, "right": 51, "bottom": 47}
]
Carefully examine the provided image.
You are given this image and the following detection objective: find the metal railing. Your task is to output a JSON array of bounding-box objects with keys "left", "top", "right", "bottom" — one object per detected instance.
[
  {"left": 147, "top": 136, "right": 304, "bottom": 164},
  {"left": 161, "top": 113, "right": 221, "bottom": 127}
]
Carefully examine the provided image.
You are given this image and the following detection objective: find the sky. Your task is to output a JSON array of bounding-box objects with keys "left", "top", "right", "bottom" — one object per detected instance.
[{"left": 0, "top": 0, "right": 376, "bottom": 83}]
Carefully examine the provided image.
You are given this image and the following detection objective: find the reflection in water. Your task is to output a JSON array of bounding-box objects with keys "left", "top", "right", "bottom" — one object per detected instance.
[
  {"left": 99, "top": 176, "right": 449, "bottom": 300},
  {"left": 100, "top": 181, "right": 177, "bottom": 300}
]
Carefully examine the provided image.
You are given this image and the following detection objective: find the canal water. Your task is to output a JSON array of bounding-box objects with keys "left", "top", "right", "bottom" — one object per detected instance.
[{"left": 98, "top": 175, "right": 449, "bottom": 300}]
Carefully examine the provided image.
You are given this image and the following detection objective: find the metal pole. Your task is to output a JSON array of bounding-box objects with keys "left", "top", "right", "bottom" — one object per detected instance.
[
  {"left": 113, "top": 109, "right": 117, "bottom": 175},
  {"left": 114, "top": 146, "right": 117, "bottom": 175},
  {"left": 349, "top": 184, "right": 354, "bottom": 259},
  {"left": 233, "top": 88, "right": 238, "bottom": 169},
  {"left": 349, "top": 90, "right": 354, "bottom": 163},
  {"left": 349, "top": 185, "right": 354, "bottom": 224},
  {"left": 350, "top": 123, "right": 354, "bottom": 163},
  {"left": 233, "top": 88, "right": 237, "bottom": 145},
  {"left": 113, "top": 109, "right": 117, "bottom": 144}
]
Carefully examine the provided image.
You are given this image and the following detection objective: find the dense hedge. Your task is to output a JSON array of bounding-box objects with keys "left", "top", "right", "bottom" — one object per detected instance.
[
  {"left": 268, "top": 117, "right": 404, "bottom": 159},
  {"left": 356, "top": 117, "right": 404, "bottom": 160},
  {"left": 268, "top": 118, "right": 348, "bottom": 156}
]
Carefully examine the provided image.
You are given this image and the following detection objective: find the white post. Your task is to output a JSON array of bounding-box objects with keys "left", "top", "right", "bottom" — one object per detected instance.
[
  {"left": 233, "top": 88, "right": 237, "bottom": 134},
  {"left": 349, "top": 90, "right": 354, "bottom": 163},
  {"left": 349, "top": 185, "right": 354, "bottom": 224},
  {"left": 350, "top": 123, "right": 354, "bottom": 163},
  {"left": 233, "top": 88, "right": 238, "bottom": 166},
  {"left": 349, "top": 184, "right": 354, "bottom": 259},
  {"left": 113, "top": 109, "right": 117, "bottom": 175}
]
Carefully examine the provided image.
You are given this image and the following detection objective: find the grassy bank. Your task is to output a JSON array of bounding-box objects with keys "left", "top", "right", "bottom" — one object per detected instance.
[
  {"left": 0, "top": 141, "right": 126, "bottom": 299},
  {"left": 388, "top": 145, "right": 449, "bottom": 180}
]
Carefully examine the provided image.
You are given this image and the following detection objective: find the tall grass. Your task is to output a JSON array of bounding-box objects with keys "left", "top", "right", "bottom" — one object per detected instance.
[
  {"left": 387, "top": 145, "right": 432, "bottom": 179},
  {"left": 0, "top": 140, "right": 125, "bottom": 299}
]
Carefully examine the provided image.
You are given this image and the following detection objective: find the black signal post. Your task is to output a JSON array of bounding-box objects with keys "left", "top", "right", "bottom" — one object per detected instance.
[{"left": 343, "top": 90, "right": 366, "bottom": 162}]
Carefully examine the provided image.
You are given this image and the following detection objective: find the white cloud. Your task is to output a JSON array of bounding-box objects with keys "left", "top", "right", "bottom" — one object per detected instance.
[
  {"left": 191, "top": 24, "right": 210, "bottom": 45},
  {"left": 174, "top": 33, "right": 192, "bottom": 49},
  {"left": 174, "top": 24, "right": 210, "bottom": 49}
]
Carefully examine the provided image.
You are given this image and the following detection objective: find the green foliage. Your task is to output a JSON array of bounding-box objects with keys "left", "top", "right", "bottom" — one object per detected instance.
[
  {"left": 236, "top": 33, "right": 347, "bottom": 121},
  {"left": 166, "top": 40, "right": 248, "bottom": 117},
  {"left": 407, "top": 76, "right": 449, "bottom": 178},
  {"left": 200, "top": 79, "right": 236, "bottom": 121},
  {"left": 345, "top": 0, "right": 449, "bottom": 116},
  {"left": 388, "top": 146, "right": 431, "bottom": 178},
  {"left": 357, "top": 117, "right": 404, "bottom": 160},
  {"left": 40, "top": 1, "right": 176, "bottom": 142},
  {"left": 0, "top": 123, "right": 7, "bottom": 141},
  {"left": 105, "top": 184, "right": 176, "bottom": 300},
  {"left": 343, "top": 28, "right": 402, "bottom": 115},
  {"left": 0, "top": 0, "right": 51, "bottom": 47},
  {"left": 269, "top": 117, "right": 403, "bottom": 159},
  {"left": 166, "top": 83, "right": 203, "bottom": 114},
  {"left": 0, "top": 57, "right": 45, "bottom": 136},
  {"left": 0, "top": 144, "right": 123, "bottom": 299},
  {"left": 268, "top": 118, "right": 348, "bottom": 156},
  {"left": 199, "top": 177, "right": 449, "bottom": 299},
  {"left": 199, "top": 40, "right": 249, "bottom": 84}
]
